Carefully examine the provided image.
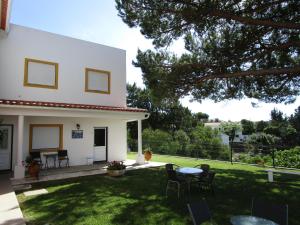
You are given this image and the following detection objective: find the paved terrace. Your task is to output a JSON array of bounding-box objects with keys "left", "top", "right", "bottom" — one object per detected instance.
[{"left": 11, "top": 160, "right": 165, "bottom": 186}]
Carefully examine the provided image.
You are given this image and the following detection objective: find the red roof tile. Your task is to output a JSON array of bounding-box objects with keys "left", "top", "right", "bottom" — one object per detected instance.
[
  {"left": 0, "top": 0, "right": 8, "bottom": 30},
  {"left": 0, "top": 99, "right": 147, "bottom": 113}
]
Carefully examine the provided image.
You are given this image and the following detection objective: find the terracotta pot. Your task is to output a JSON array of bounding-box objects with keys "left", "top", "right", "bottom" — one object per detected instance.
[
  {"left": 144, "top": 151, "right": 152, "bottom": 161},
  {"left": 28, "top": 163, "right": 40, "bottom": 179},
  {"left": 107, "top": 169, "right": 125, "bottom": 177}
]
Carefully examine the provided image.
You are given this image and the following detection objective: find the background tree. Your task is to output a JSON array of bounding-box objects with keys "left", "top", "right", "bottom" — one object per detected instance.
[
  {"left": 241, "top": 119, "right": 255, "bottom": 135},
  {"left": 117, "top": 0, "right": 300, "bottom": 104},
  {"left": 289, "top": 106, "right": 300, "bottom": 145},
  {"left": 255, "top": 120, "right": 269, "bottom": 132}
]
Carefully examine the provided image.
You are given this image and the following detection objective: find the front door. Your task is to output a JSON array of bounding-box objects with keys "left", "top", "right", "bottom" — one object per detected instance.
[
  {"left": 0, "top": 125, "right": 13, "bottom": 170},
  {"left": 94, "top": 128, "right": 107, "bottom": 162}
]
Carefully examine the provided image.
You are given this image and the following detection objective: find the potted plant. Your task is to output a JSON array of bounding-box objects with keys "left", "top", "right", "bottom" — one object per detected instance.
[
  {"left": 144, "top": 149, "right": 152, "bottom": 161},
  {"left": 25, "top": 156, "right": 40, "bottom": 179},
  {"left": 106, "top": 161, "right": 126, "bottom": 177}
]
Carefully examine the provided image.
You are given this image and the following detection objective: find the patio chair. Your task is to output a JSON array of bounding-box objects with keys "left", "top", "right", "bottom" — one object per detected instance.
[
  {"left": 30, "top": 151, "right": 43, "bottom": 166},
  {"left": 165, "top": 163, "right": 180, "bottom": 171},
  {"left": 194, "top": 164, "right": 210, "bottom": 178},
  {"left": 196, "top": 171, "right": 216, "bottom": 195},
  {"left": 187, "top": 200, "right": 212, "bottom": 225},
  {"left": 58, "top": 150, "right": 70, "bottom": 168},
  {"left": 251, "top": 198, "right": 288, "bottom": 225},
  {"left": 165, "top": 168, "right": 188, "bottom": 199}
]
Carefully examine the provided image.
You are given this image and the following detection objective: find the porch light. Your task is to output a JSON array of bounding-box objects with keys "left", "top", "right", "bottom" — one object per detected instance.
[{"left": 76, "top": 124, "right": 80, "bottom": 130}]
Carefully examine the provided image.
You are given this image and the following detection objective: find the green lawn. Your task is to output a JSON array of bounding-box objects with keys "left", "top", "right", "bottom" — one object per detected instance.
[{"left": 17, "top": 153, "right": 300, "bottom": 225}]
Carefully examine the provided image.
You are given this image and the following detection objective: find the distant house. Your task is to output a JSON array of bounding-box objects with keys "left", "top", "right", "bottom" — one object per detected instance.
[
  {"left": 204, "top": 122, "right": 248, "bottom": 145},
  {"left": 0, "top": 1, "right": 149, "bottom": 179}
]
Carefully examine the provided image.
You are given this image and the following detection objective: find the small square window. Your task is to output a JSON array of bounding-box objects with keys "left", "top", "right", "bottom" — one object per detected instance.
[
  {"left": 24, "top": 58, "right": 58, "bottom": 89},
  {"left": 85, "top": 68, "right": 110, "bottom": 94}
]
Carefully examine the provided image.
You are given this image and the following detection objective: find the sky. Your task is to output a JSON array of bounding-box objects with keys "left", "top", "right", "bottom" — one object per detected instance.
[{"left": 10, "top": 0, "right": 300, "bottom": 121}]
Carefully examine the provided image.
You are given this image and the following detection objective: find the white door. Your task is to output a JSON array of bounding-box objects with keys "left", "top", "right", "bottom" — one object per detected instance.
[
  {"left": 94, "top": 128, "right": 107, "bottom": 161},
  {"left": 0, "top": 125, "right": 13, "bottom": 170}
]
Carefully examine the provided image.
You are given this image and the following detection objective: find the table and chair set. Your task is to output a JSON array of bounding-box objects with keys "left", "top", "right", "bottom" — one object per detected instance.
[
  {"left": 187, "top": 198, "right": 288, "bottom": 225},
  {"left": 165, "top": 163, "right": 288, "bottom": 225},
  {"left": 165, "top": 163, "right": 215, "bottom": 198},
  {"left": 30, "top": 149, "right": 70, "bottom": 169}
]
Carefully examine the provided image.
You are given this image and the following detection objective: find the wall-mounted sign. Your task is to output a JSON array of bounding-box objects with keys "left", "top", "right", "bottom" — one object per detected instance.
[{"left": 72, "top": 130, "right": 83, "bottom": 139}]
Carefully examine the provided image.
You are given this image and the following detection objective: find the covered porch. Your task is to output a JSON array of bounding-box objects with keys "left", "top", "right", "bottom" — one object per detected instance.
[{"left": 0, "top": 99, "right": 149, "bottom": 179}]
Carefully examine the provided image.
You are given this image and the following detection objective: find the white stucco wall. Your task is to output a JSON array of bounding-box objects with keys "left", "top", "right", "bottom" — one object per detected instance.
[
  {"left": 0, "top": 24, "right": 126, "bottom": 107},
  {"left": 0, "top": 115, "right": 127, "bottom": 168}
]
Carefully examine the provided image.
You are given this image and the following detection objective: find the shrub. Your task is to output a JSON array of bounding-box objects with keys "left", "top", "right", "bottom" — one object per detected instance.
[{"left": 274, "top": 147, "right": 300, "bottom": 168}]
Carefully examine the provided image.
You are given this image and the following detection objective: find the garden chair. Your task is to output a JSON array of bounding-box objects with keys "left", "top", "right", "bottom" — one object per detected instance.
[
  {"left": 30, "top": 151, "right": 43, "bottom": 166},
  {"left": 165, "top": 165, "right": 188, "bottom": 199},
  {"left": 196, "top": 171, "right": 216, "bottom": 195},
  {"left": 165, "top": 163, "right": 180, "bottom": 171},
  {"left": 194, "top": 164, "right": 210, "bottom": 179},
  {"left": 251, "top": 198, "right": 288, "bottom": 225},
  {"left": 187, "top": 200, "right": 212, "bottom": 225},
  {"left": 58, "top": 150, "right": 70, "bottom": 168}
]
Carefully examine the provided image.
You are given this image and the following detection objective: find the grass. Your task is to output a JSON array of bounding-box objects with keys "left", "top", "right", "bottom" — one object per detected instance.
[{"left": 17, "top": 153, "right": 300, "bottom": 225}]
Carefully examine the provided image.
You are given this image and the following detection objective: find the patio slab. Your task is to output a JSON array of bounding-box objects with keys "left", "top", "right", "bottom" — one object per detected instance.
[
  {"left": 23, "top": 189, "right": 48, "bottom": 197},
  {"left": 10, "top": 160, "right": 165, "bottom": 186},
  {"left": 0, "top": 173, "right": 26, "bottom": 225}
]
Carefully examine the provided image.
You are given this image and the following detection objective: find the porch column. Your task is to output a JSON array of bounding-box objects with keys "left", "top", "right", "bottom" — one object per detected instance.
[
  {"left": 136, "top": 119, "right": 145, "bottom": 164},
  {"left": 14, "top": 115, "right": 25, "bottom": 179}
]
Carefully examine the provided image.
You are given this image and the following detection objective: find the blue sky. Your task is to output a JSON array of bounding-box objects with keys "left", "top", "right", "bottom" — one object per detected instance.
[{"left": 10, "top": 0, "right": 300, "bottom": 121}]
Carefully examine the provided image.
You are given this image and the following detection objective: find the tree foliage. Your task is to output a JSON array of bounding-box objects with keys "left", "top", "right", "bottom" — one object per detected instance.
[
  {"left": 241, "top": 119, "right": 255, "bottom": 135},
  {"left": 117, "top": 0, "right": 300, "bottom": 103},
  {"left": 220, "top": 121, "right": 241, "bottom": 142}
]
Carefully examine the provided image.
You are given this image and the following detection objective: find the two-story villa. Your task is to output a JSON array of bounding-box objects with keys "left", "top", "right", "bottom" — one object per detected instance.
[{"left": 0, "top": 0, "right": 148, "bottom": 179}]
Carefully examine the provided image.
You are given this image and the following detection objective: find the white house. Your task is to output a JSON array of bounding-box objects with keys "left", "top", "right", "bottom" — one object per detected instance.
[
  {"left": 204, "top": 122, "right": 249, "bottom": 145},
  {"left": 0, "top": 0, "right": 148, "bottom": 179}
]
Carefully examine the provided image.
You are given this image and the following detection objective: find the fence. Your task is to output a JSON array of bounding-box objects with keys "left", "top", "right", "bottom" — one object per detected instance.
[{"left": 128, "top": 139, "right": 300, "bottom": 169}]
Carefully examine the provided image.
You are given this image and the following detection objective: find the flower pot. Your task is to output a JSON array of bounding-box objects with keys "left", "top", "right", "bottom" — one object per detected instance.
[
  {"left": 144, "top": 151, "right": 152, "bottom": 161},
  {"left": 107, "top": 169, "right": 126, "bottom": 177},
  {"left": 28, "top": 163, "right": 40, "bottom": 179}
]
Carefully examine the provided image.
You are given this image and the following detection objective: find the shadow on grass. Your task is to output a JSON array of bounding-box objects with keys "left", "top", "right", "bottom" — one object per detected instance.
[{"left": 18, "top": 167, "right": 300, "bottom": 225}]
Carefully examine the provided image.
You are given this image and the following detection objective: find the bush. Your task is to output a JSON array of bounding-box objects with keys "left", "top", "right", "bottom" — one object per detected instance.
[
  {"left": 274, "top": 147, "right": 300, "bottom": 168},
  {"left": 142, "top": 128, "right": 173, "bottom": 154},
  {"left": 190, "top": 125, "right": 228, "bottom": 160}
]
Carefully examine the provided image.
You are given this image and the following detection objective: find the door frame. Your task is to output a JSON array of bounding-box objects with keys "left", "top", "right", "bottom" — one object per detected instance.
[
  {"left": 93, "top": 127, "right": 108, "bottom": 162},
  {"left": 0, "top": 124, "right": 14, "bottom": 171}
]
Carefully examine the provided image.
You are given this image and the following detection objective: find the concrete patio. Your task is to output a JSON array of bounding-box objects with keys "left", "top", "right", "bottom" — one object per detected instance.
[
  {"left": 11, "top": 160, "right": 165, "bottom": 187},
  {"left": 0, "top": 173, "right": 26, "bottom": 225}
]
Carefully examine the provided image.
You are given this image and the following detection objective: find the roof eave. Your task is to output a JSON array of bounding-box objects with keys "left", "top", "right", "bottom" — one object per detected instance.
[{"left": 0, "top": 0, "right": 12, "bottom": 32}]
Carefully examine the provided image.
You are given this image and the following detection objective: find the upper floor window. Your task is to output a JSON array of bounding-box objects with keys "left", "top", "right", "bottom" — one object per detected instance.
[
  {"left": 24, "top": 58, "right": 58, "bottom": 89},
  {"left": 85, "top": 68, "right": 110, "bottom": 94}
]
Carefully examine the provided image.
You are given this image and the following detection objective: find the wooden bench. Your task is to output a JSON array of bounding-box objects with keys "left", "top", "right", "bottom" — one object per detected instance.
[{"left": 266, "top": 169, "right": 300, "bottom": 182}]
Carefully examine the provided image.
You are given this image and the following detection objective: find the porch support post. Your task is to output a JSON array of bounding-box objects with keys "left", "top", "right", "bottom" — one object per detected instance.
[
  {"left": 14, "top": 115, "right": 25, "bottom": 179},
  {"left": 136, "top": 119, "right": 145, "bottom": 164}
]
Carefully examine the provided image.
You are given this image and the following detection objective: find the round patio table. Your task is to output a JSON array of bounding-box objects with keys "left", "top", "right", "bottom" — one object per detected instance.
[
  {"left": 230, "top": 215, "right": 278, "bottom": 225},
  {"left": 176, "top": 167, "right": 203, "bottom": 175}
]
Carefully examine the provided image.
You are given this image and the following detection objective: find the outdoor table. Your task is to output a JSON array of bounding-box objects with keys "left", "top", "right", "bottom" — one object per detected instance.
[
  {"left": 176, "top": 167, "right": 203, "bottom": 192},
  {"left": 43, "top": 152, "right": 58, "bottom": 169},
  {"left": 230, "top": 215, "right": 279, "bottom": 225},
  {"left": 176, "top": 167, "right": 203, "bottom": 175}
]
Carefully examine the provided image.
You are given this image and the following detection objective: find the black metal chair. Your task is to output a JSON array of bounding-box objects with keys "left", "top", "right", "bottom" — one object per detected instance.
[
  {"left": 58, "top": 150, "right": 70, "bottom": 168},
  {"left": 251, "top": 198, "right": 288, "bottom": 225},
  {"left": 194, "top": 164, "right": 210, "bottom": 179},
  {"left": 187, "top": 200, "right": 212, "bottom": 225},
  {"left": 197, "top": 171, "right": 216, "bottom": 195},
  {"left": 30, "top": 151, "right": 43, "bottom": 165},
  {"left": 165, "top": 164, "right": 187, "bottom": 198},
  {"left": 165, "top": 163, "right": 180, "bottom": 171}
]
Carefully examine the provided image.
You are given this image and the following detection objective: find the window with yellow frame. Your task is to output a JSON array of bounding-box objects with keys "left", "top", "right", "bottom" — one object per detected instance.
[
  {"left": 24, "top": 58, "right": 59, "bottom": 89},
  {"left": 85, "top": 68, "right": 111, "bottom": 94}
]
